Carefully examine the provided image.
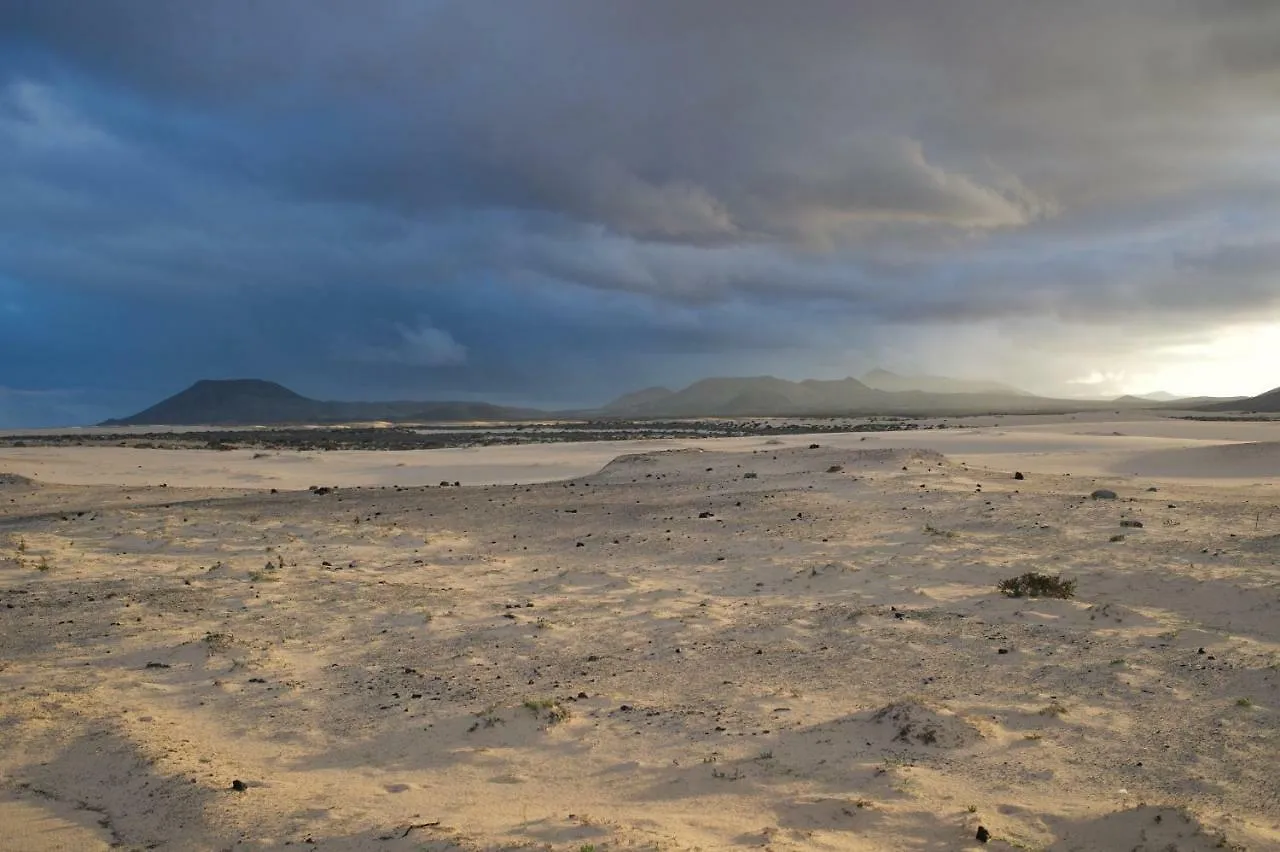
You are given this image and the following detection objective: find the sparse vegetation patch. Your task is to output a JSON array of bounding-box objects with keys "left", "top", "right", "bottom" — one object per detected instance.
[{"left": 997, "top": 572, "right": 1076, "bottom": 599}]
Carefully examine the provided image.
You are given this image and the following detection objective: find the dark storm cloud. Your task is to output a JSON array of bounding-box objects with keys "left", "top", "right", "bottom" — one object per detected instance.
[{"left": 2, "top": 1, "right": 1279, "bottom": 424}]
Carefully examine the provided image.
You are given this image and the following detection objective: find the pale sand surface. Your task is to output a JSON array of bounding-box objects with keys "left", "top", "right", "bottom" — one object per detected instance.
[
  {"left": 3, "top": 414, "right": 1279, "bottom": 492},
  {"left": 2, "top": 415, "right": 1278, "bottom": 850}
]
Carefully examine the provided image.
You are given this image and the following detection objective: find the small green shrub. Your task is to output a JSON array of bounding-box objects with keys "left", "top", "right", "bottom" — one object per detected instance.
[{"left": 997, "top": 572, "right": 1075, "bottom": 599}]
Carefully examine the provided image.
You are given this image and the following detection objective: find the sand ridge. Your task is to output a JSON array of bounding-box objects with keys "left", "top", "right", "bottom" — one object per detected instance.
[
  {"left": 2, "top": 414, "right": 1280, "bottom": 493},
  {"left": 2, "top": 430, "right": 1278, "bottom": 850}
]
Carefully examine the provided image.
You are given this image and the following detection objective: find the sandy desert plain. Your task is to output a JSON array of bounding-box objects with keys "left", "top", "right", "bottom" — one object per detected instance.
[{"left": 1, "top": 411, "right": 1278, "bottom": 852}]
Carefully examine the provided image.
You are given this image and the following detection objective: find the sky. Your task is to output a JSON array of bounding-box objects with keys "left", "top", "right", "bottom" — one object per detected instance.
[{"left": 2, "top": 0, "right": 1279, "bottom": 426}]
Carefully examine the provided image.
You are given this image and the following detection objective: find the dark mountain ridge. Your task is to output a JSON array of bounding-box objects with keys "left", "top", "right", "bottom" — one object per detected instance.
[
  {"left": 860, "top": 368, "right": 1030, "bottom": 396},
  {"left": 102, "top": 379, "right": 540, "bottom": 426},
  {"left": 105, "top": 375, "right": 1270, "bottom": 427},
  {"left": 1204, "top": 385, "right": 1280, "bottom": 413}
]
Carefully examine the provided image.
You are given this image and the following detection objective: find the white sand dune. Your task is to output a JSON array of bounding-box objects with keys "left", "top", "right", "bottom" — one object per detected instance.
[
  {"left": 3, "top": 414, "right": 1278, "bottom": 491},
  {"left": 2, "top": 417, "right": 1278, "bottom": 850},
  {"left": 1114, "top": 441, "right": 1280, "bottom": 479}
]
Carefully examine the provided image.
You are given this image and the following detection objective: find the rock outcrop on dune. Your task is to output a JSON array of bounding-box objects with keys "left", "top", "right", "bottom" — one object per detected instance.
[{"left": 869, "top": 701, "right": 984, "bottom": 749}]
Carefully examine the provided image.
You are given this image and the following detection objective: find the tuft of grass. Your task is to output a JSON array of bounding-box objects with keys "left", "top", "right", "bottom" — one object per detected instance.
[
  {"left": 1235, "top": 697, "right": 1253, "bottom": 708},
  {"left": 248, "top": 556, "right": 284, "bottom": 583},
  {"left": 36, "top": 556, "right": 50, "bottom": 572},
  {"left": 523, "top": 698, "right": 570, "bottom": 725},
  {"left": 1109, "top": 534, "right": 1126, "bottom": 542},
  {"left": 16, "top": 536, "right": 26, "bottom": 553},
  {"left": 997, "top": 572, "right": 1075, "bottom": 599},
  {"left": 203, "top": 632, "right": 234, "bottom": 652},
  {"left": 826, "top": 464, "right": 844, "bottom": 473},
  {"left": 468, "top": 705, "right": 504, "bottom": 732},
  {"left": 923, "top": 523, "right": 956, "bottom": 538},
  {"left": 742, "top": 471, "right": 758, "bottom": 479},
  {"left": 1038, "top": 700, "right": 1068, "bottom": 717},
  {"left": 967, "top": 804, "right": 978, "bottom": 813}
]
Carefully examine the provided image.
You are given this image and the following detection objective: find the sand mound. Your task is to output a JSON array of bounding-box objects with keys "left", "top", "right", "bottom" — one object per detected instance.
[
  {"left": 1240, "top": 532, "right": 1280, "bottom": 554},
  {"left": 785, "top": 560, "right": 861, "bottom": 590},
  {"left": 1, "top": 791, "right": 113, "bottom": 851},
  {"left": 840, "top": 447, "right": 949, "bottom": 467},
  {"left": 868, "top": 701, "right": 982, "bottom": 749},
  {"left": 1048, "top": 806, "right": 1231, "bottom": 851},
  {"left": 593, "top": 445, "right": 948, "bottom": 483},
  {"left": 1116, "top": 441, "right": 1280, "bottom": 478}
]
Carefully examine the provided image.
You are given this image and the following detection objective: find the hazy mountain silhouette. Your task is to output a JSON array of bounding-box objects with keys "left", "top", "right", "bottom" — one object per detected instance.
[
  {"left": 602, "top": 386, "right": 676, "bottom": 414},
  {"left": 860, "top": 368, "right": 1030, "bottom": 396},
  {"left": 1205, "top": 385, "right": 1280, "bottom": 413},
  {"left": 597, "top": 375, "right": 1140, "bottom": 417},
  {"left": 106, "top": 374, "right": 1262, "bottom": 427},
  {"left": 102, "top": 379, "right": 540, "bottom": 425}
]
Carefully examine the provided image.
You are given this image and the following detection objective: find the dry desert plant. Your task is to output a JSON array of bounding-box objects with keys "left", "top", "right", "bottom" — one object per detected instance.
[{"left": 997, "top": 572, "right": 1075, "bottom": 599}]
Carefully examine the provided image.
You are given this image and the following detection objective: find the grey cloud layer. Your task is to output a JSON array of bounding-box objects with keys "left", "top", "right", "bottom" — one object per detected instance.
[{"left": 2, "top": 0, "right": 1279, "bottom": 422}]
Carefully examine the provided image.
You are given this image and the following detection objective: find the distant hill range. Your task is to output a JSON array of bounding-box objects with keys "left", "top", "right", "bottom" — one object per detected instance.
[
  {"left": 597, "top": 375, "right": 1237, "bottom": 418},
  {"left": 102, "top": 376, "right": 1262, "bottom": 426},
  {"left": 859, "top": 368, "right": 1030, "bottom": 396},
  {"left": 1204, "top": 384, "right": 1280, "bottom": 413},
  {"left": 102, "top": 379, "right": 541, "bottom": 426}
]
